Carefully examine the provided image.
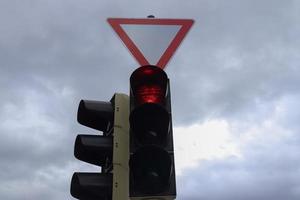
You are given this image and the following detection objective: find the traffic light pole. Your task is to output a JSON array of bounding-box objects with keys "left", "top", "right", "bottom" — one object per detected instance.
[{"left": 112, "top": 93, "right": 130, "bottom": 200}]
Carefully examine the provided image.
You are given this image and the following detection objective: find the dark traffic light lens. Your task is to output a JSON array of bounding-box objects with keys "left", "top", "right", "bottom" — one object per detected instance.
[
  {"left": 130, "top": 146, "right": 172, "bottom": 194},
  {"left": 130, "top": 103, "right": 170, "bottom": 145}
]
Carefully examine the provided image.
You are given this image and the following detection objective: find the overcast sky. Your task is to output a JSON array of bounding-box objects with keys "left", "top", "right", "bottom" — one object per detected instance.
[{"left": 1, "top": 0, "right": 300, "bottom": 199}]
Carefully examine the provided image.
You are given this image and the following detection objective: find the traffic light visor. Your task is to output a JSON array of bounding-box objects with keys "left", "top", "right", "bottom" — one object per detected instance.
[
  {"left": 74, "top": 135, "right": 113, "bottom": 166},
  {"left": 77, "top": 100, "right": 113, "bottom": 132},
  {"left": 71, "top": 172, "right": 112, "bottom": 200}
]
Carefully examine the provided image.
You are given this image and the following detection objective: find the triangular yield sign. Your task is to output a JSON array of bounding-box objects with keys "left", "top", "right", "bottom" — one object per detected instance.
[{"left": 107, "top": 18, "right": 194, "bottom": 69}]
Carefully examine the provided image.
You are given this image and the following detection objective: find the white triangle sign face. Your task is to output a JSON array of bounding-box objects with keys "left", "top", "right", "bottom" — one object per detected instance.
[{"left": 108, "top": 18, "right": 194, "bottom": 69}]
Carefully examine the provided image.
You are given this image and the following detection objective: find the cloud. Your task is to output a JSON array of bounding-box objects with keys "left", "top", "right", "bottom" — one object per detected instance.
[
  {"left": 168, "top": 0, "right": 300, "bottom": 124},
  {"left": 176, "top": 93, "right": 300, "bottom": 200},
  {"left": 174, "top": 120, "right": 240, "bottom": 175},
  {"left": 0, "top": 0, "right": 300, "bottom": 199}
]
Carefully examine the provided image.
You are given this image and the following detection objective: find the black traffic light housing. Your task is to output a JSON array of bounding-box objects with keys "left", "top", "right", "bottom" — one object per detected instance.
[
  {"left": 71, "top": 94, "right": 130, "bottom": 200},
  {"left": 129, "top": 65, "right": 176, "bottom": 199},
  {"left": 71, "top": 99, "right": 115, "bottom": 200}
]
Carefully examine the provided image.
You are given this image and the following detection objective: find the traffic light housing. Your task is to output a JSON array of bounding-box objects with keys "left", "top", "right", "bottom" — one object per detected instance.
[
  {"left": 71, "top": 94, "right": 129, "bottom": 200},
  {"left": 129, "top": 65, "right": 176, "bottom": 199}
]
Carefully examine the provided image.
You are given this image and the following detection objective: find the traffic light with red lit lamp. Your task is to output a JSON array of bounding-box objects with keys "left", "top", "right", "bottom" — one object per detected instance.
[
  {"left": 71, "top": 94, "right": 129, "bottom": 200},
  {"left": 129, "top": 65, "right": 176, "bottom": 199}
]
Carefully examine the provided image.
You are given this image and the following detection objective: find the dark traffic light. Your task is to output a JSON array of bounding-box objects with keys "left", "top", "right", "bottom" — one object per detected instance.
[
  {"left": 71, "top": 94, "right": 129, "bottom": 200},
  {"left": 129, "top": 65, "right": 176, "bottom": 199}
]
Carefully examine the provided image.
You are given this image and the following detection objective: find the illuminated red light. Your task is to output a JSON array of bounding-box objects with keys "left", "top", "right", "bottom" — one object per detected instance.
[
  {"left": 136, "top": 85, "right": 164, "bottom": 104},
  {"left": 130, "top": 65, "right": 168, "bottom": 106},
  {"left": 143, "top": 68, "right": 155, "bottom": 75}
]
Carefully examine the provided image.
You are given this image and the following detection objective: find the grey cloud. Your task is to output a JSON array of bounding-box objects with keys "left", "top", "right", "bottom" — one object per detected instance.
[
  {"left": 168, "top": 0, "right": 300, "bottom": 124},
  {"left": 0, "top": 0, "right": 300, "bottom": 199},
  {"left": 178, "top": 136, "right": 300, "bottom": 200},
  {"left": 177, "top": 92, "right": 300, "bottom": 200}
]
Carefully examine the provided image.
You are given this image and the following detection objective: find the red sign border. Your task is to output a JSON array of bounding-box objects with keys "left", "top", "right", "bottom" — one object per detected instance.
[{"left": 107, "top": 18, "right": 194, "bottom": 69}]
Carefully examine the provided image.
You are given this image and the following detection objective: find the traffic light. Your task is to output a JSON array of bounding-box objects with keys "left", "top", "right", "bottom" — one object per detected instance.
[
  {"left": 129, "top": 65, "right": 176, "bottom": 199},
  {"left": 71, "top": 94, "right": 129, "bottom": 200}
]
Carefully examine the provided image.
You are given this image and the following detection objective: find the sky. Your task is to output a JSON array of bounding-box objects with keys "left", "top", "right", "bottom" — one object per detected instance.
[{"left": 1, "top": 0, "right": 300, "bottom": 199}]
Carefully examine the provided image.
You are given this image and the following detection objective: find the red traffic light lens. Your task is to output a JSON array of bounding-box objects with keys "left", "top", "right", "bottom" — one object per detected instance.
[
  {"left": 130, "top": 65, "right": 168, "bottom": 106},
  {"left": 136, "top": 84, "right": 164, "bottom": 104}
]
